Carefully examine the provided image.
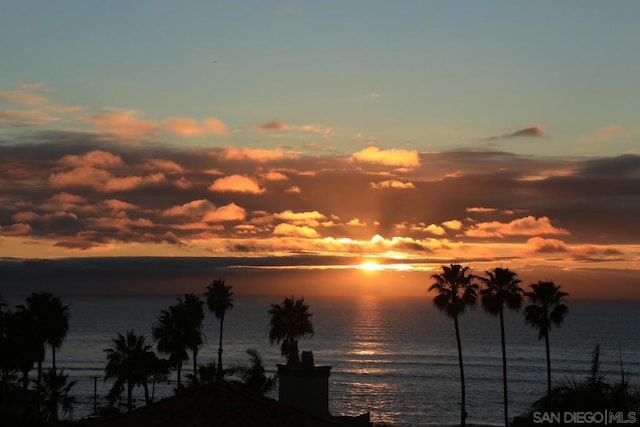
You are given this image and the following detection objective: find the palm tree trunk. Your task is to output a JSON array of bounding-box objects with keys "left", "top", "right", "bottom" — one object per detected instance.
[
  {"left": 499, "top": 311, "right": 508, "bottom": 427},
  {"left": 454, "top": 315, "right": 466, "bottom": 427},
  {"left": 217, "top": 316, "right": 224, "bottom": 380},
  {"left": 177, "top": 361, "right": 182, "bottom": 390},
  {"left": 193, "top": 349, "right": 198, "bottom": 383},
  {"left": 545, "top": 332, "right": 551, "bottom": 395},
  {"left": 36, "top": 360, "right": 42, "bottom": 409},
  {"left": 37, "top": 360, "right": 42, "bottom": 390},
  {"left": 52, "top": 346, "right": 56, "bottom": 372},
  {"left": 127, "top": 382, "right": 133, "bottom": 412},
  {"left": 143, "top": 380, "right": 150, "bottom": 405}
]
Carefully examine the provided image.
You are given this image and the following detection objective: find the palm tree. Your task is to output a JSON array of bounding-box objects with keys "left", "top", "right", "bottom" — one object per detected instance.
[
  {"left": 143, "top": 353, "right": 170, "bottom": 404},
  {"left": 152, "top": 305, "right": 189, "bottom": 390},
  {"left": 20, "top": 292, "right": 70, "bottom": 391},
  {"left": 524, "top": 281, "right": 569, "bottom": 394},
  {"left": 229, "top": 348, "right": 277, "bottom": 395},
  {"left": 268, "top": 297, "right": 314, "bottom": 365},
  {"left": 104, "top": 330, "right": 155, "bottom": 412},
  {"left": 478, "top": 267, "right": 523, "bottom": 427},
  {"left": 40, "top": 368, "right": 76, "bottom": 422},
  {"left": 204, "top": 278, "right": 234, "bottom": 379},
  {"left": 178, "top": 293, "right": 205, "bottom": 382},
  {"left": 8, "top": 308, "right": 42, "bottom": 392},
  {"left": 429, "top": 264, "right": 478, "bottom": 427}
]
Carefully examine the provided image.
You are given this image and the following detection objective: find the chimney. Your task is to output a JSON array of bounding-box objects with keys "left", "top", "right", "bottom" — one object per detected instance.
[{"left": 277, "top": 351, "right": 331, "bottom": 418}]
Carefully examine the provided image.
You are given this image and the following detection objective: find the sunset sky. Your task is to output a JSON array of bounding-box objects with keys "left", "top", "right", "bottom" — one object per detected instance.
[{"left": 1, "top": 1, "right": 639, "bottom": 299}]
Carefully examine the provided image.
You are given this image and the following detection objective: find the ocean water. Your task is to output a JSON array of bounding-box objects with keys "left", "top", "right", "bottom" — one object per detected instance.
[{"left": 8, "top": 295, "right": 640, "bottom": 426}]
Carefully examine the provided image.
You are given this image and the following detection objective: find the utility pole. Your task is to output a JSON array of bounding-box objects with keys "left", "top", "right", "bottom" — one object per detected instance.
[{"left": 92, "top": 376, "right": 99, "bottom": 415}]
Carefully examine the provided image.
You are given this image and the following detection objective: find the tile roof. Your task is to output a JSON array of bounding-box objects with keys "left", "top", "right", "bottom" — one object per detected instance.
[{"left": 81, "top": 381, "right": 349, "bottom": 427}]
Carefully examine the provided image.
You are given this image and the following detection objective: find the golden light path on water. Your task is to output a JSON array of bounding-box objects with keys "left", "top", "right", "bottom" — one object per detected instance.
[{"left": 343, "top": 296, "right": 400, "bottom": 425}]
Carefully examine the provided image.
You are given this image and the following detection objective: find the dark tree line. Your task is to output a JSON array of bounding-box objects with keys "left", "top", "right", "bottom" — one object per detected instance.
[{"left": 0, "top": 292, "right": 74, "bottom": 424}]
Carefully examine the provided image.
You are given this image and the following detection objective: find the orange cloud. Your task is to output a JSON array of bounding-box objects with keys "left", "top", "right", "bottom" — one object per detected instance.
[
  {"left": 162, "top": 117, "right": 228, "bottom": 136},
  {"left": 274, "top": 210, "right": 327, "bottom": 223},
  {"left": 346, "top": 218, "right": 366, "bottom": 227},
  {"left": 395, "top": 222, "right": 446, "bottom": 236},
  {"left": 84, "top": 108, "right": 156, "bottom": 139},
  {"left": 208, "top": 175, "right": 265, "bottom": 194},
  {"left": 1, "top": 223, "right": 32, "bottom": 236},
  {"left": 0, "top": 110, "right": 58, "bottom": 126},
  {"left": 49, "top": 167, "right": 166, "bottom": 192},
  {"left": 352, "top": 146, "right": 421, "bottom": 168},
  {"left": 102, "top": 199, "right": 138, "bottom": 211},
  {"left": 101, "top": 173, "right": 166, "bottom": 192},
  {"left": 40, "top": 192, "right": 88, "bottom": 211},
  {"left": 202, "top": 203, "right": 246, "bottom": 222},
  {"left": 526, "top": 236, "right": 569, "bottom": 253},
  {"left": 370, "top": 179, "right": 415, "bottom": 189},
  {"left": 285, "top": 186, "right": 302, "bottom": 194},
  {"left": 162, "top": 117, "right": 203, "bottom": 136},
  {"left": 465, "top": 216, "right": 569, "bottom": 238},
  {"left": 442, "top": 220, "right": 463, "bottom": 230},
  {"left": 580, "top": 125, "right": 632, "bottom": 142},
  {"left": 262, "top": 171, "right": 288, "bottom": 181},
  {"left": 213, "top": 147, "right": 288, "bottom": 162},
  {"left": 0, "top": 88, "right": 48, "bottom": 106},
  {"left": 142, "top": 159, "right": 184, "bottom": 174},
  {"left": 162, "top": 199, "right": 216, "bottom": 218},
  {"left": 46, "top": 192, "right": 88, "bottom": 205},
  {"left": 203, "top": 118, "right": 228, "bottom": 135},
  {"left": 49, "top": 167, "right": 112, "bottom": 189},
  {"left": 60, "top": 150, "right": 124, "bottom": 169},
  {"left": 174, "top": 177, "right": 192, "bottom": 189},
  {"left": 273, "top": 223, "right": 320, "bottom": 238},
  {"left": 466, "top": 207, "right": 497, "bottom": 213}
]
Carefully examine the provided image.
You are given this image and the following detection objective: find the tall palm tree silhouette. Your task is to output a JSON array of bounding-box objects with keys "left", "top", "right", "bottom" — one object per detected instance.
[
  {"left": 104, "top": 330, "right": 155, "bottom": 412},
  {"left": 478, "top": 267, "right": 523, "bottom": 427},
  {"left": 9, "top": 308, "right": 41, "bottom": 391},
  {"left": 178, "top": 293, "right": 205, "bottom": 382},
  {"left": 20, "top": 292, "right": 69, "bottom": 406},
  {"left": 429, "top": 264, "right": 478, "bottom": 427},
  {"left": 268, "top": 297, "right": 314, "bottom": 365},
  {"left": 204, "top": 278, "right": 234, "bottom": 380},
  {"left": 152, "top": 305, "right": 189, "bottom": 390},
  {"left": 524, "top": 281, "right": 569, "bottom": 394}
]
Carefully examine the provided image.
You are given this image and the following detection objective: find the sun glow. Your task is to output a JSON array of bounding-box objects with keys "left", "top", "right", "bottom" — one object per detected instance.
[{"left": 359, "top": 261, "right": 382, "bottom": 272}]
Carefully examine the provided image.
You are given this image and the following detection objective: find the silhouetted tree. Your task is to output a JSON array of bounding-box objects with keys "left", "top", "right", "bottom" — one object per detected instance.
[
  {"left": 229, "top": 348, "right": 277, "bottom": 395},
  {"left": 104, "top": 330, "right": 155, "bottom": 412},
  {"left": 0, "top": 296, "right": 12, "bottom": 388},
  {"left": 479, "top": 267, "right": 523, "bottom": 427},
  {"left": 204, "top": 278, "right": 234, "bottom": 379},
  {"left": 429, "top": 264, "right": 478, "bottom": 427},
  {"left": 20, "top": 292, "right": 70, "bottom": 395},
  {"left": 8, "top": 308, "right": 42, "bottom": 392},
  {"left": 524, "top": 281, "right": 569, "bottom": 394},
  {"left": 196, "top": 362, "right": 217, "bottom": 385},
  {"left": 40, "top": 368, "right": 76, "bottom": 422},
  {"left": 530, "top": 345, "right": 640, "bottom": 413},
  {"left": 153, "top": 305, "right": 189, "bottom": 390},
  {"left": 268, "top": 297, "right": 314, "bottom": 365},
  {"left": 178, "top": 293, "right": 205, "bottom": 382}
]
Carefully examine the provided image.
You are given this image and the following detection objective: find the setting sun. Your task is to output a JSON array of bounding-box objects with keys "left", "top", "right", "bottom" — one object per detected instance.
[{"left": 359, "top": 261, "right": 382, "bottom": 272}]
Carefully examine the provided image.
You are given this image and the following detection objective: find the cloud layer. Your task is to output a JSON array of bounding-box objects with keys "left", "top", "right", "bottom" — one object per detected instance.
[{"left": 0, "top": 133, "right": 638, "bottom": 272}]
